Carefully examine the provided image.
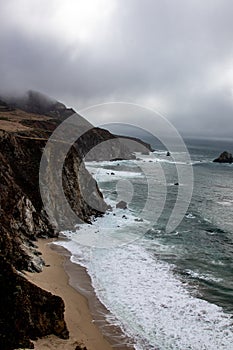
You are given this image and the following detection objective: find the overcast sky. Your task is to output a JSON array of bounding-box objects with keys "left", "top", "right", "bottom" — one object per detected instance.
[{"left": 1, "top": 0, "right": 233, "bottom": 138}]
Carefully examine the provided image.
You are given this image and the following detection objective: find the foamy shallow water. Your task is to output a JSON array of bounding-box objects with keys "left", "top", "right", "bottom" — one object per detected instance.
[
  {"left": 56, "top": 237, "right": 233, "bottom": 350},
  {"left": 56, "top": 155, "right": 233, "bottom": 349}
]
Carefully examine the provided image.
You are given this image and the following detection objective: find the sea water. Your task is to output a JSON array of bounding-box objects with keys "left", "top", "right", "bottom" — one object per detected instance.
[{"left": 56, "top": 138, "right": 233, "bottom": 349}]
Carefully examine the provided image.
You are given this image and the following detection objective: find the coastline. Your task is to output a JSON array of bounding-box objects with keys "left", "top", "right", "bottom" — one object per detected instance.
[{"left": 25, "top": 238, "right": 134, "bottom": 350}]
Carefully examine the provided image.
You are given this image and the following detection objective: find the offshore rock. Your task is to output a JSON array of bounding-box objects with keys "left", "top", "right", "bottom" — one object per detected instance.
[
  {"left": 116, "top": 200, "right": 127, "bottom": 209},
  {"left": 213, "top": 151, "right": 233, "bottom": 163}
]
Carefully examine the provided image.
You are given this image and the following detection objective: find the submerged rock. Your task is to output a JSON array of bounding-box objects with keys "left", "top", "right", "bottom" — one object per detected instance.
[
  {"left": 213, "top": 151, "right": 233, "bottom": 163},
  {"left": 110, "top": 157, "right": 125, "bottom": 161},
  {"left": 135, "top": 218, "right": 144, "bottom": 222},
  {"left": 116, "top": 200, "right": 127, "bottom": 209},
  {"left": 106, "top": 205, "right": 113, "bottom": 211}
]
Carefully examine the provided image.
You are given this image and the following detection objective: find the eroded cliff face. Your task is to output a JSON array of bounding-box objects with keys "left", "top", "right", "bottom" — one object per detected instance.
[
  {"left": 0, "top": 130, "right": 70, "bottom": 349},
  {"left": 0, "top": 97, "right": 108, "bottom": 349},
  {"left": 0, "top": 259, "right": 69, "bottom": 350},
  {"left": 0, "top": 122, "right": 107, "bottom": 267},
  {"left": 0, "top": 91, "right": 153, "bottom": 349}
]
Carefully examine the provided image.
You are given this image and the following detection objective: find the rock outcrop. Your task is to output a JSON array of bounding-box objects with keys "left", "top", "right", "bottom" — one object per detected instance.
[
  {"left": 213, "top": 151, "right": 233, "bottom": 163},
  {"left": 0, "top": 259, "right": 68, "bottom": 350},
  {"left": 116, "top": 200, "right": 128, "bottom": 209}
]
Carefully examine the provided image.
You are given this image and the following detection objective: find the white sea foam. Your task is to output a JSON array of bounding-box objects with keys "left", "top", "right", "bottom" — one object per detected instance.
[
  {"left": 56, "top": 236, "right": 233, "bottom": 350},
  {"left": 137, "top": 154, "right": 206, "bottom": 166},
  {"left": 60, "top": 201, "right": 148, "bottom": 249},
  {"left": 185, "top": 213, "right": 196, "bottom": 219},
  {"left": 185, "top": 269, "right": 223, "bottom": 283},
  {"left": 86, "top": 154, "right": 197, "bottom": 168},
  {"left": 89, "top": 167, "right": 144, "bottom": 182},
  {"left": 217, "top": 201, "right": 233, "bottom": 207},
  {"left": 85, "top": 159, "right": 141, "bottom": 168}
]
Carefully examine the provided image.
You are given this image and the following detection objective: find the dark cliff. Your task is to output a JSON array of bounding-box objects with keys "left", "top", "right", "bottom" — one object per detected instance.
[
  {"left": 0, "top": 96, "right": 109, "bottom": 349},
  {"left": 0, "top": 91, "right": 153, "bottom": 349},
  {"left": 0, "top": 259, "right": 68, "bottom": 349}
]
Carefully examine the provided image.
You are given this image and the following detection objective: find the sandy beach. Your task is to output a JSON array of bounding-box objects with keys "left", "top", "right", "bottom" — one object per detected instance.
[{"left": 25, "top": 238, "right": 115, "bottom": 350}]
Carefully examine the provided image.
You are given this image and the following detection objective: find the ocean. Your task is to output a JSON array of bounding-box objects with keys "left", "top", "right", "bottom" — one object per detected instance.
[{"left": 56, "top": 137, "right": 233, "bottom": 350}]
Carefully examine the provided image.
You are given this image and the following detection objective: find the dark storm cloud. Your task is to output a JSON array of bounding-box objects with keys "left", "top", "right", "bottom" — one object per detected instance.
[{"left": 1, "top": 0, "right": 233, "bottom": 137}]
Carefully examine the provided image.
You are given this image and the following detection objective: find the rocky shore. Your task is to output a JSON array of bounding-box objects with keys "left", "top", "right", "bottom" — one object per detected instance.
[{"left": 0, "top": 91, "right": 148, "bottom": 349}]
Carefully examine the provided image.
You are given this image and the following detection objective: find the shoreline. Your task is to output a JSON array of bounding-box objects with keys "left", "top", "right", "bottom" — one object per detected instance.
[{"left": 26, "top": 238, "right": 134, "bottom": 350}]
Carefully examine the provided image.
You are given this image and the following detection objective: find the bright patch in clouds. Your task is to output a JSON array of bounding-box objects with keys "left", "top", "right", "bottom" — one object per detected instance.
[
  {"left": 53, "top": 0, "right": 116, "bottom": 42},
  {"left": 3, "top": 0, "right": 116, "bottom": 43}
]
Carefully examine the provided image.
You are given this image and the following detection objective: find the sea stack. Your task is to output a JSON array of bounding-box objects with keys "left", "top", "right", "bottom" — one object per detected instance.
[{"left": 213, "top": 151, "right": 233, "bottom": 163}]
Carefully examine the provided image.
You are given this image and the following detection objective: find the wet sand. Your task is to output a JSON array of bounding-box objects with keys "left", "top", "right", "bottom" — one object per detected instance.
[{"left": 25, "top": 238, "right": 134, "bottom": 350}]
